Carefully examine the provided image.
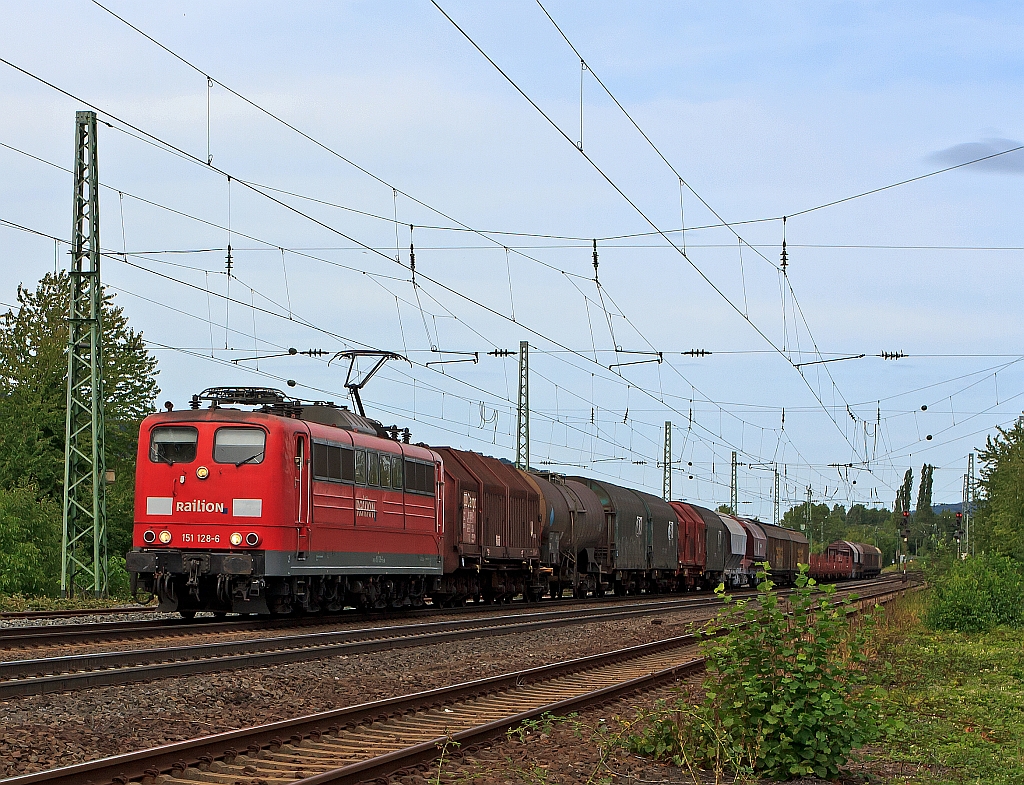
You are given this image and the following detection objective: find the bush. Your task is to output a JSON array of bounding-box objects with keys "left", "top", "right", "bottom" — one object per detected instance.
[
  {"left": 108, "top": 554, "right": 132, "bottom": 599},
  {"left": 625, "top": 565, "right": 883, "bottom": 780},
  {"left": 0, "top": 484, "right": 61, "bottom": 596},
  {"left": 925, "top": 554, "right": 1024, "bottom": 633}
]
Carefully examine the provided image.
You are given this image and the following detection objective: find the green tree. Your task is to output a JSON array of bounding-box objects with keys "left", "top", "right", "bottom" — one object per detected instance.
[
  {"left": 894, "top": 468, "right": 913, "bottom": 516},
  {"left": 0, "top": 484, "right": 62, "bottom": 596},
  {"left": 0, "top": 272, "right": 159, "bottom": 583},
  {"left": 975, "top": 418, "right": 1024, "bottom": 559},
  {"left": 913, "top": 464, "right": 935, "bottom": 554},
  {"left": 780, "top": 501, "right": 897, "bottom": 564},
  {"left": 781, "top": 501, "right": 830, "bottom": 551}
]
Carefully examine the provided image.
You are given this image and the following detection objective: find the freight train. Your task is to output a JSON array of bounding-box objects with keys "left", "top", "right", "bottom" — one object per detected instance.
[{"left": 127, "top": 387, "right": 866, "bottom": 617}]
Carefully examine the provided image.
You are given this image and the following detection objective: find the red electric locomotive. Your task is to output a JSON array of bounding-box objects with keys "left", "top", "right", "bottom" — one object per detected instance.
[{"left": 128, "top": 387, "right": 444, "bottom": 615}]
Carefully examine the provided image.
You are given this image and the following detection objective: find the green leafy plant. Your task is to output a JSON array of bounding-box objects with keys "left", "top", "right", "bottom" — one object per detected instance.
[
  {"left": 507, "top": 711, "right": 582, "bottom": 743},
  {"left": 0, "top": 483, "right": 61, "bottom": 596},
  {"left": 625, "top": 565, "right": 884, "bottom": 780},
  {"left": 622, "top": 695, "right": 751, "bottom": 779},
  {"left": 925, "top": 553, "right": 1024, "bottom": 633}
]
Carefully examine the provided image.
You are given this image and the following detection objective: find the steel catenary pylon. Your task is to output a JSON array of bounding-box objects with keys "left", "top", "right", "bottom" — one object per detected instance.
[
  {"left": 62, "top": 110, "right": 107, "bottom": 598},
  {"left": 515, "top": 341, "right": 529, "bottom": 470}
]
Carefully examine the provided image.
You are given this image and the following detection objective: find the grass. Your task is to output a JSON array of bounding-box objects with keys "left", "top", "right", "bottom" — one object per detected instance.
[
  {"left": 0, "top": 593, "right": 151, "bottom": 612},
  {"left": 866, "top": 590, "right": 1024, "bottom": 784}
]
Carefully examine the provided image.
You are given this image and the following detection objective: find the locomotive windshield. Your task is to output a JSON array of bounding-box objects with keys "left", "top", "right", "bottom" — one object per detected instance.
[
  {"left": 214, "top": 427, "right": 266, "bottom": 465},
  {"left": 149, "top": 426, "right": 198, "bottom": 464}
]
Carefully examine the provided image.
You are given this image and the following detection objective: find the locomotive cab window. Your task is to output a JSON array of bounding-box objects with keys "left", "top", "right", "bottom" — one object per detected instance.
[
  {"left": 379, "top": 454, "right": 391, "bottom": 488},
  {"left": 214, "top": 427, "right": 266, "bottom": 465},
  {"left": 391, "top": 455, "right": 403, "bottom": 490},
  {"left": 149, "top": 426, "right": 198, "bottom": 464},
  {"left": 367, "top": 452, "right": 379, "bottom": 486}
]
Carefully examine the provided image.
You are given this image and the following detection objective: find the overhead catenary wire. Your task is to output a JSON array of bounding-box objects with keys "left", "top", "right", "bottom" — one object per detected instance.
[
  {"left": 0, "top": 68, "right": 782, "bottom": 480},
  {"left": 3, "top": 215, "right": 707, "bottom": 496},
  {"left": 428, "top": 0, "right": 871, "bottom": 469},
  {"left": 1, "top": 133, "right": 763, "bottom": 464},
  {"left": 8, "top": 208, "right": 991, "bottom": 499}
]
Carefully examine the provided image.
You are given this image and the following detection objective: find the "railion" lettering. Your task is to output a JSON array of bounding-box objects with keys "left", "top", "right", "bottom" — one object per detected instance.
[
  {"left": 355, "top": 498, "right": 377, "bottom": 518},
  {"left": 176, "top": 500, "right": 226, "bottom": 513}
]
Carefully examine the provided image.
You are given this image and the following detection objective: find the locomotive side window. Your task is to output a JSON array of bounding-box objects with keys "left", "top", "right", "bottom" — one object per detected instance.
[
  {"left": 313, "top": 442, "right": 331, "bottom": 478},
  {"left": 424, "top": 463, "right": 435, "bottom": 494},
  {"left": 327, "top": 444, "right": 342, "bottom": 479},
  {"left": 313, "top": 442, "right": 356, "bottom": 483},
  {"left": 149, "top": 426, "right": 198, "bottom": 464},
  {"left": 380, "top": 454, "right": 392, "bottom": 488},
  {"left": 354, "top": 450, "right": 366, "bottom": 484},
  {"left": 405, "top": 460, "right": 436, "bottom": 496},
  {"left": 391, "top": 456, "right": 403, "bottom": 489},
  {"left": 341, "top": 448, "right": 355, "bottom": 481},
  {"left": 367, "top": 452, "right": 379, "bottom": 486},
  {"left": 213, "top": 427, "right": 266, "bottom": 465}
]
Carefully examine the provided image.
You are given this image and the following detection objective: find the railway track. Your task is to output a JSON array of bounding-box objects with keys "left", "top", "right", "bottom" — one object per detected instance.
[
  {"left": 0, "top": 574, "right": 890, "bottom": 649},
  {"left": 0, "top": 589, "right": 741, "bottom": 649},
  {"left": 0, "top": 592, "right": 735, "bottom": 699},
  {"left": 0, "top": 577, "right": 907, "bottom": 699},
  {"left": 3, "top": 579, "right": 914, "bottom": 785}
]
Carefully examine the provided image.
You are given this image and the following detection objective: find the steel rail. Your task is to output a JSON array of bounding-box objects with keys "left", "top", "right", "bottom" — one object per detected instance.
[
  {"left": 1, "top": 632, "right": 714, "bottom": 785},
  {"left": 0, "top": 575, "right": 892, "bottom": 649},
  {"left": 294, "top": 582, "right": 915, "bottom": 785},
  {"left": 2, "top": 579, "right": 915, "bottom": 785},
  {"left": 0, "top": 592, "right": 740, "bottom": 698},
  {"left": 0, "top": 587, "right": 752, "bottom": 648},
  {"left": 0, "top": 577, "right": 908, "bottom": 699}
]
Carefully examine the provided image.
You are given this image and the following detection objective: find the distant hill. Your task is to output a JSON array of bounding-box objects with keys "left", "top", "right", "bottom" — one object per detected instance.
[{"left": 931, "top": 503, "right": 963, "bottom": 514}]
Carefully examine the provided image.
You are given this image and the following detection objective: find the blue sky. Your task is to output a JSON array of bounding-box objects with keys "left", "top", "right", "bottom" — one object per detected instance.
[{"left": 1, "top": 1, "right": 1022, "bottom": 517}]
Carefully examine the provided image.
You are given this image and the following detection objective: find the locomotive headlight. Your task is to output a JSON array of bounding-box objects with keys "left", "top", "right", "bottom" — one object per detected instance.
[
  {"left": 158, "top": 530, "right": 172, "bottom": 544},
  {"left": 143, "top": 530, "right": 156, "bottom": 544},
  {"left": 229, "top": 532, "right": 243, "bottom": 546},
  {"left": 245, "top": 532, "right": 260, "bottom": 546},
  {"left": 196, "top": 466, "right": 209, "bottom": 480}
]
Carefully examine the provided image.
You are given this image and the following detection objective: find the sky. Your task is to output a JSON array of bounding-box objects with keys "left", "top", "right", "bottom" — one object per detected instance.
[{"left": 1, "top": 1, "right": 1022, "bottom": 520}]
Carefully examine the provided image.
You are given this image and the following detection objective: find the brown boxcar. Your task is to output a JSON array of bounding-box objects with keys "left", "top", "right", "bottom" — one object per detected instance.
[
  {"left": 753, "top": 520, "right": 810, "bottom": 584},
  {"left": 825, "top": 540, "right": 882, "bottom": 578},
  {"left": 433, "top": 448, "right": 541, "bottom": 602},
  {"left": 668, "top": 501, "right": 707, "bottom": 589},
  {"left": 689, "top": 504, "right": 728, "bottom": 586}
]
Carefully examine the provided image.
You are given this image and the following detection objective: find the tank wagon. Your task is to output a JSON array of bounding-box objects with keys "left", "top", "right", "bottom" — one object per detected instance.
[{"left": 127, "top": 387, "right": 841, "bottom": 616}]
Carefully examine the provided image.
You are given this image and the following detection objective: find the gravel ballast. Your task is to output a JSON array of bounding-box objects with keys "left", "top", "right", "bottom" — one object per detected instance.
[{"left": 0, "top": 608, "right": 709, "bottom": 779}]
